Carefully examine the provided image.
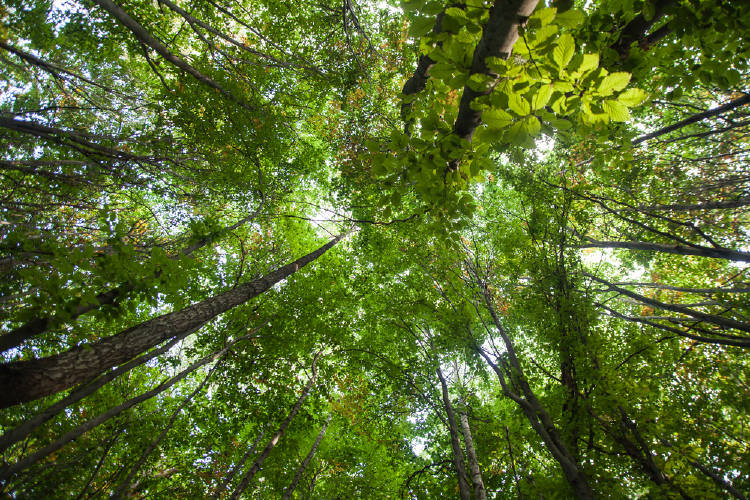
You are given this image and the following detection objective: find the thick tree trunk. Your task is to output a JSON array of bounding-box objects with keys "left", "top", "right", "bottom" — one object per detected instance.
[
  {"left": 459, "top": 410, "right": 488, "bottom": 500},
  {"left": 0, "top": 334, "right": 250, "bottom": 482},
  {"left": 436, "top": 365, "right": 472, "bottom": 500},
  {"left": 452, "top": 0, "right": 540, "bottom": 143},
  {"left": 281, "top": 412, "right": 333, "bottom": 500},
  {"left": 0, "top": 233, "right": 345, "bottom": 408},
  {"left": 229, "top": 354, "right": 321, "bottom": 500},
  {"left": 0, "top": 209, "right": 261, "bottom": 353},
  {"left": 0, "top": 329, "right": 195, "bottom": 452}
]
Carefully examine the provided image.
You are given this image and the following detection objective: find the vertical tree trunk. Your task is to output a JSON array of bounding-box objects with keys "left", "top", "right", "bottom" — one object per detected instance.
[
  {"left": 229, "top": 354, "right": 321, "bottom": 500},
  {"left": 478, "top": 285, "right": 597, "bottom": 499},
  {"left": 0, "top": 233, "right": 346, "bottom": 408},
  {"left": 459, "top": 409, "right": 488, "bottom": 500},
  {"left": 280, "top": 411, "right": 333, "bottom": 500},
  {"left": 111, "top": 358, "right": 224, "bottom": 499},
  {"left": 212, "top": 430, "right": 266, "bottom": 499},
  {"left": 436, "top": 365, "right": 472, "bottom": 500}
]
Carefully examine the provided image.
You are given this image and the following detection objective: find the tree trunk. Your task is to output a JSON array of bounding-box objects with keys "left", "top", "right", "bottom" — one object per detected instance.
[
  {"left": 0, "top": 233, "right": 345, "bottom": 408},
  {"left": 436, "top": 365, "right": 472, "bottom": 500},
  {"left": 281, "top": 412, "right": 333, "bottom": 500},
  {"left": 111, "top": 358, "right": 224, "bottom": 499},
  {"left": 477, "top": 285, "right": 597, "bottom": 499},
  {"left": 0, "top": 328, "right": 193, "bottom": 452},
  {"left": 459, "top": 409, "right": 488, "bottom": 500},
  {"left": 90, "top": 0, "right": 255, "bottom": 112},
  {"left": 0, "top": 208, "right": 261, "bottom": 353},
  {"left": 229, "top": 354, "right": 321, "bottom": 500},
  {"left": 0, "top": 333, "right": 251, "bottom": 482},
  {"left": 212, "top": 430, "right": 266, "bottom": 499},
  {"left": 579, "top": 239, "right": 750, "bottom": 263}
]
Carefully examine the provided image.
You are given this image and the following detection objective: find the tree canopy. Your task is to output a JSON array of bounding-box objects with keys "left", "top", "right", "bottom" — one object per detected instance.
[{"left": 1, "top": 0, "right": 749, "bottom": 498}]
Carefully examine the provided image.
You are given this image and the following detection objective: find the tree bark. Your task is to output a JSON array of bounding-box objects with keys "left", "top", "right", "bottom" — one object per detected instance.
[
  {"left": 459, "top": 409, "right": 488, "bottom": 500},
  {"left": 281, "top": 412, "right": 333, "bottom": 500},
  {"left": 436, "top": 365, "right": 472, "bottom": 500},
  {"left": 585, "top": 272, "right": 750, "bottom": 334},
  {"left": 579, "top": 239, "right": 750, "bottom": 263},
  {"left": 0, "top": 333, "right": 251, "bottom": 482},
  {"left": 452, "top": 0, "right": 540, "bottom": 143},
  {"left": 0, "top": 233, "right": 346, "bottom": 408},
  {"left": 0, "top": 329, "right": 195, "bottom": 452},
  {"left": 90, "top": 0, "right": 255, "bottom": 112},
  {"left": 229, "top": 353, "right": 321, "bottom": 500},
  {"left": 476, "top": 283, "right": 597, "bottom": 499},
  {"left": 0, "top": 208, "right": 261, "bottom": 353}
]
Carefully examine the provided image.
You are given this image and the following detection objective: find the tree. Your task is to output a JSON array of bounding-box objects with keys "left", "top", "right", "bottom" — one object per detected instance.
[{"left": 2, "top": 0, "right": 749, "bottom": 498}]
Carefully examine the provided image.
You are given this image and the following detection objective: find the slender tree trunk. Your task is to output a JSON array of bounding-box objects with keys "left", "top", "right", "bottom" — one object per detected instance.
[
  {"left": 436, "top": 365, "right": 472, "bottom": 500},
  {"left": 633, "top": 94, "right": 750, "bottom": 145},
  {"left": 477, "top": 284, "right": 597, "bottom": 499},
  {"left": 585, "top": 272, "right": 750, "bottom": 334},
  {"left": 0, "top": 208, "right": 262, "bottom": 353},
  {"left": 212, "top": 430, "right": 266, "bottom": 499},
  {"left": 0, "top": 233, "right": 346, "bottom": 408},
  {"left": 229, "top": 354, "right": 321, "bottom": 500},
  {"left": 281, "top": 412, "right": 333, "bottom": 500},
  {"left": 90, "top": 0, "right": 255, "bottom": 112},
  {"left": 458, "top": 409, "right": 488, "bottom": 500},
  {"left": 111, "top": 358, "right": 224, "bottom": 499},
  {"left": 579, "top": 239, "right": 750, "bottom": 263},
  {"left": 0, "top": 333, "right": 252, "bottom": 482}
]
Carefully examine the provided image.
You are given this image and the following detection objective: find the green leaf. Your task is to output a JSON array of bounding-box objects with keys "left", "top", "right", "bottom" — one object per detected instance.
[
  {"left": 409, "top": 16, "right": 435, "bottom": 37},
  {"left": 531, "top": 84, "right": 553, "bottom": 110},
  {"left": 508, "top": 93, "right": 531, "bottom": 116},
  {"left": 617, "top": 88, "right": 648, "bottom": 107},
  {"left": 579, "top": 53, "right": 599, "bottom": 74},
  {"left": 554, "top": 9, "right": 584, "bottom": 27},
  {"left": 521, "top": 115, "right": 541, "bottom": 136},
  {"left": 529, "top": 7, "right": 556, "bottom": 28},
  {"left": 484, "top": 108, "right": 514, "bottom": 129},
  {"left": 602, "top": 99, "right": 630, "bottom": 122},
  {"left": 552, "top": 34, "right": 575, "bottom": 70},
  {"left": 642, "top": 1, "right": 656, "bottom": 21},
  {"left": 549, "top": 117, "right": 573, "bottom": 130},
  {"left": 598, "top": 72, "right": 631, "bottom": 96}
]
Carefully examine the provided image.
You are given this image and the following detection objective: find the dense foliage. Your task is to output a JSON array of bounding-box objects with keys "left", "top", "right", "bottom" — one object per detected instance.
[{"left": 1, "top": 0, "right": 748, "bottom": 498}]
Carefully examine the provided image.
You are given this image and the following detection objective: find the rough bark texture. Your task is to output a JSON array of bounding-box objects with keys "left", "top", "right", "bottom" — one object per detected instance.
[
  {"left": 436, "top": 366, "right": 472, "bottom": 500},
  {"left": 0, "top": 209, "right": 260, "bottom": 353},
  {"left": 229, "top": 354, "right": 321, "bottom": 500},
  {"left": 0, "top": 233, "right": 345, "bottom": 408},
  {"left": 281, "top": 412, "right": 332, "bottom": 500},
  {"left": 459, "top": 410, "right": 488, "bottom": 500},
  {"left": 452, "top": 0, "right": 540, "bottom": 142},
  {"left": 0, "top": 331, "right": 191, "bottom": 452},
  {"left": 0, "top": 336, "right": 247, "bottom": 482}
]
